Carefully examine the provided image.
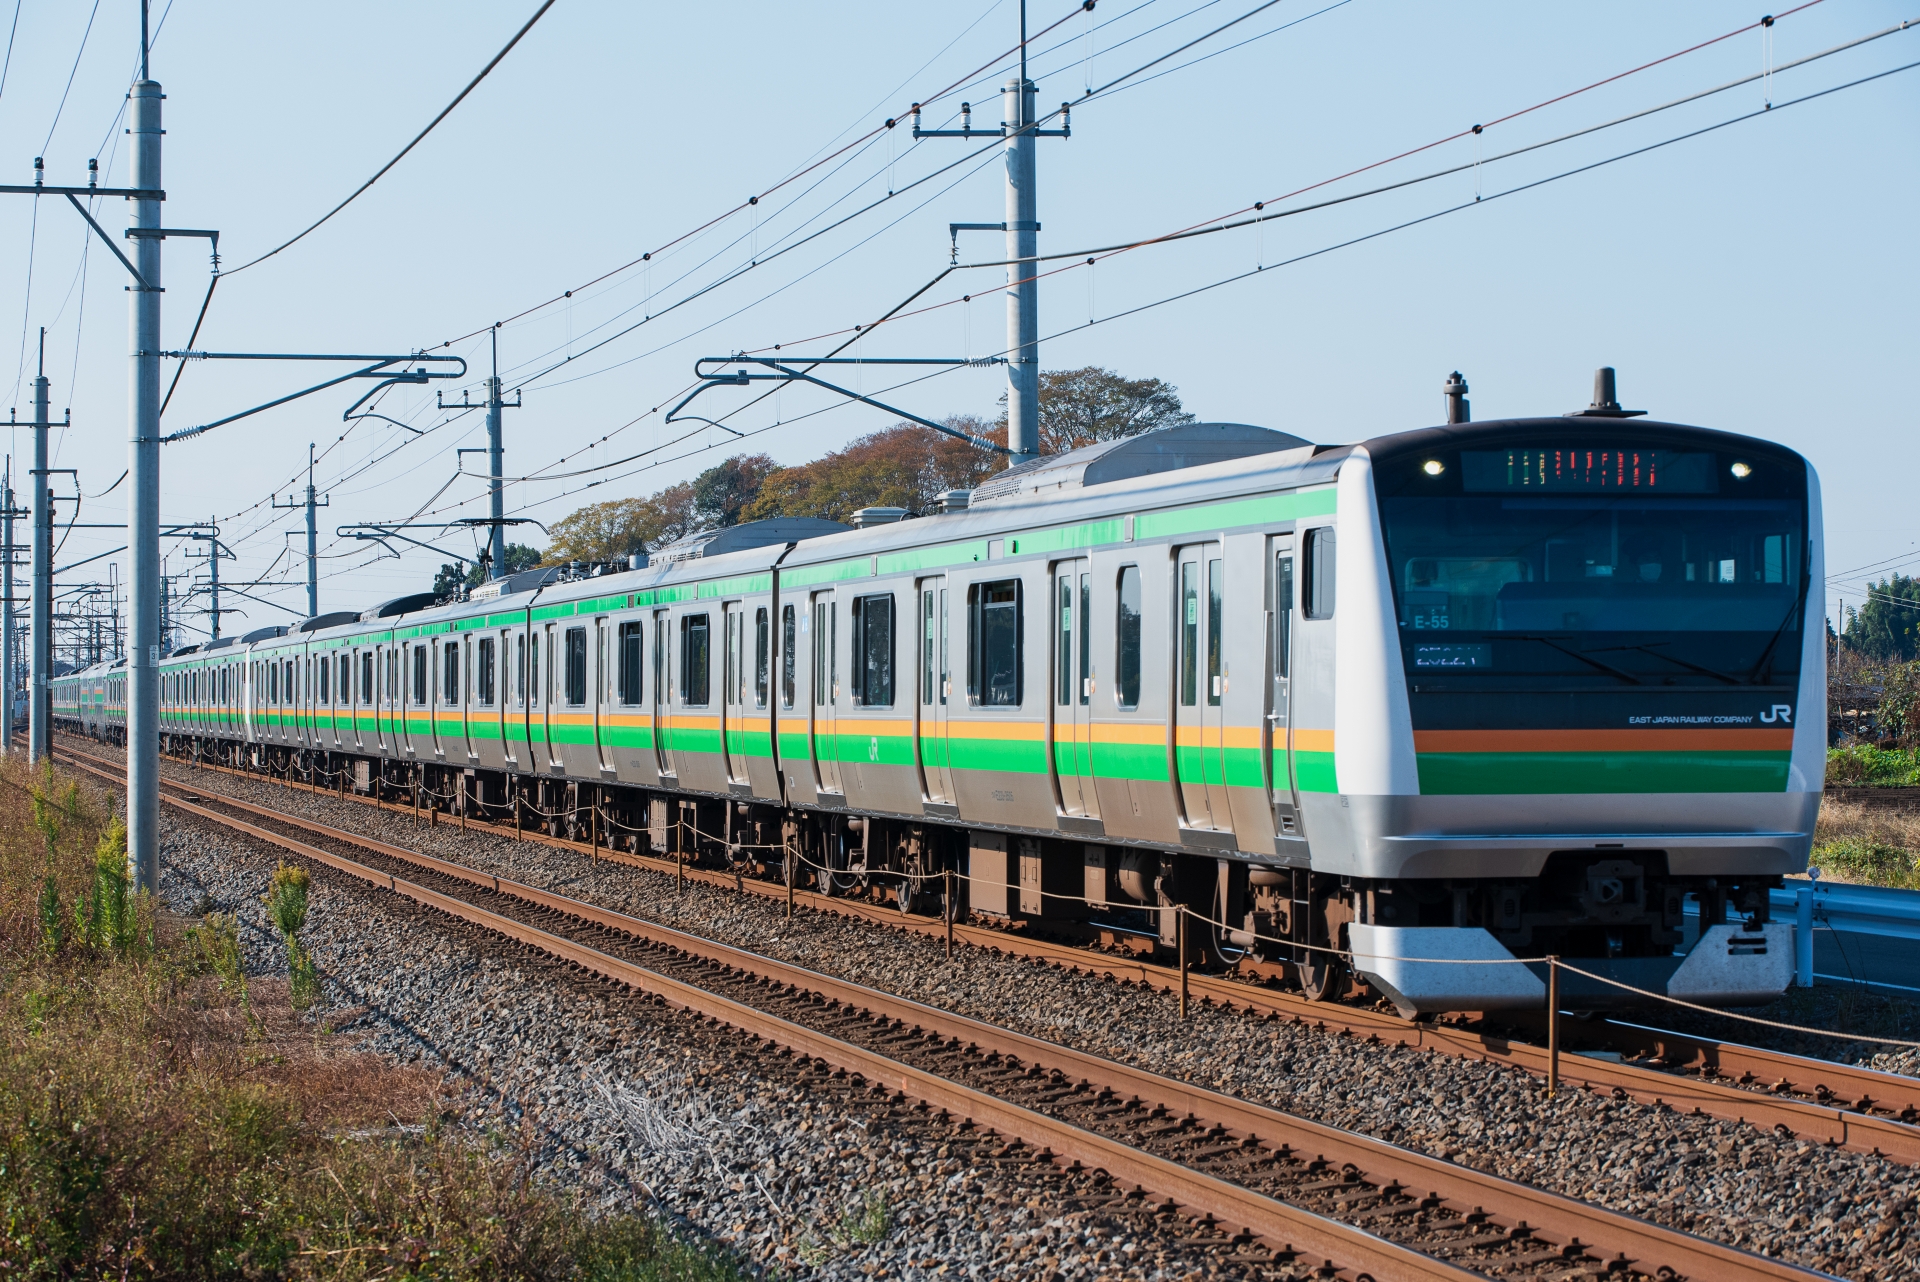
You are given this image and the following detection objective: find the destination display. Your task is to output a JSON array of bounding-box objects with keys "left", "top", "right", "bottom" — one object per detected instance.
[{"left": 1460, "top": 447, "right": 1719, "bottom": 493}]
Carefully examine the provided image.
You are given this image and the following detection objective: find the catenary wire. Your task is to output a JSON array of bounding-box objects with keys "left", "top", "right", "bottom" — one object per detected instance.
[{"left": 222, "top": 0, "right": 559, "bottom": 275}]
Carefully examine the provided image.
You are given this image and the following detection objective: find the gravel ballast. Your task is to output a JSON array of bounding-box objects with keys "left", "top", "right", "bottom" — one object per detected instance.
[{"left": 98, "top": 742, "right": 1920, "bottom": 1279}]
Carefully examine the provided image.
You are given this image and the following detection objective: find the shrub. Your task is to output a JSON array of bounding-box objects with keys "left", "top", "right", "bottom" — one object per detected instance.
[{"left": 1826, "top": 745, "right": 1920, "bottom": 788}]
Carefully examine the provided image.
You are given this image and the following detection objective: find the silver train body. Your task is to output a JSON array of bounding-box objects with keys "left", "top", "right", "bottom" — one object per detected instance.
[{"left": 57, "top": 414, "right": 1823, "bottom": 1013}]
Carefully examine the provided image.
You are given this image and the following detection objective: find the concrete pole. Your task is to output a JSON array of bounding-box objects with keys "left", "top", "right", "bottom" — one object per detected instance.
[
  {"left": 127, "top": 70, "right": 163, "bottom": 895},
  {"left": 487, "top": 328, "right": 505, "bottom": 577},
  {"left": 2, "top": 458, "right": 12, "bottom": 752},
  {"left": 1002, "top": 72, "right": 1039, "bottom": 460},
  {"left": 30, "top": 333, "right": 50, "bottom": 761},
  {"left": 208, "top": 520, "right": 221, "bottom": 639},
  {"left": 304, "top": 443, "right": 318, "bottom": 616}
]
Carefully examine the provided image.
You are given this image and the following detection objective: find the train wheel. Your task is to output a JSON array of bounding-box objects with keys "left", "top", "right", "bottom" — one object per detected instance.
[{"left": 1297, "top": 952, "right": 1352, "bottom": 1002}]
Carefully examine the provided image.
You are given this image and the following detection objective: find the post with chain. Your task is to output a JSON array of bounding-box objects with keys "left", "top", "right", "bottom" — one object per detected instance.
[
  {"left": 1547, "top": 956, "right": 1561, "bottom": 1098},
  {"left": 1178, "top": 907, "right": 1190, "bottom": 1020},
  {"left": 945, "top": 867, "right": 955, "bottom": 961}
]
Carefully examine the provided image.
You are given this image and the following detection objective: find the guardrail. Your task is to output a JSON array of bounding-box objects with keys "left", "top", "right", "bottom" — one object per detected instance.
[{"left": 1685, "top": 880, "right": 1920, "bottom": 989}]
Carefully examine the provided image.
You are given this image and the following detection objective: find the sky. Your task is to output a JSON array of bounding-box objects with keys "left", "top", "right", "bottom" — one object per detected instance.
[{"left": 0, "top": 0, "right": 1914, "bottom": 648}]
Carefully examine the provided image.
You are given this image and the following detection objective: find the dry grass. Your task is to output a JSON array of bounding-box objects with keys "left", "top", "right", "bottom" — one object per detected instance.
[
  {"left": 1811, "top": 798, "right": 1920, "bottom": 889},
  {"left": 0, "top": 757, "right": 747, "bottom": 1281}
]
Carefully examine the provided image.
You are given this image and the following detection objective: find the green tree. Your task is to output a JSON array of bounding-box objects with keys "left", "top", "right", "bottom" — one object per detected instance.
[
  {"left": 1843, "top": 574, "right": 1920, "bottom": 662},
  {"left": 431, "top": 544, "right": 544, "bottom": 600},
  {"left": 543, "top": 482, "right": 699, "bottom": 564},
  {"left": 1005, "top": 366, "right": 1196, "bottom": 454},
  {"left": 692, "top": 453, "right": 777, "bottom": 528}
]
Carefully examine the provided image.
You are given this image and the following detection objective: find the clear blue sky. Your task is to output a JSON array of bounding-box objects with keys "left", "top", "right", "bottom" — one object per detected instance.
[{"left": 0, "top": 0, "right": 1913, "bottom": 639}]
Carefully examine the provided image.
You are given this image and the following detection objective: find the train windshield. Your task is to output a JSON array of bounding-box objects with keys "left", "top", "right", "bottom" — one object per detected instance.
[{"left": 1375, "top": 440, "right": 1807, "bottom": 688}]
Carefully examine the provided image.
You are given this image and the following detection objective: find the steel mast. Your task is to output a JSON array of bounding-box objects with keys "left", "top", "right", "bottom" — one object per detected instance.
[{"left": 127, "top": 12, "right": 163, "bottom": 893}]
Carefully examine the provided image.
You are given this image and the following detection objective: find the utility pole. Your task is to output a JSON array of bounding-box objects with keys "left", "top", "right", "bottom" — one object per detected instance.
[
  {"left": 274, "top": 443, "right": 329, "bottom": 616},
  {"left": 182, "top": 519, "right": 233, "bottom": 638},
  {"left": 30, "top": 331, "right": 51, "bottom": 762},
  {"left": 912, "top": 0, "right": 1068, "bottom": 461},
  {"left": 127, "top": 7, "right": 164, "bottom": 895},
  {"left": 439, "top": 327, "right": 520, "bottom": 578},
  {"left": 2, "top": 457, "right": 14, "bottom": 752}
]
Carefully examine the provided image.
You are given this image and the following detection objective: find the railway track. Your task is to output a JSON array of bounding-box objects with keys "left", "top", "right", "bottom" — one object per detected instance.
[
  {"left": 113, "top": 738, "right": 1920, "bottom": 1169},
  {"left": 68, "top": 744, "right": 1841, "bottom": 1281}
]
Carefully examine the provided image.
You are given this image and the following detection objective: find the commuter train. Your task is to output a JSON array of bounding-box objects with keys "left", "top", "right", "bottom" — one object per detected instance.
[{"left": 56, "top": 375, "right": 1821, "bottom": 1014}]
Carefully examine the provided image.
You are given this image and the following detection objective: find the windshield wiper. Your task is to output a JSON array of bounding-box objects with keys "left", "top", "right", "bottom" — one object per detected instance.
[
  {"left": 1506, "top": 636, "right": 1643, "bottom": 685},
  {"left": 1745, "top": 595, "right": 1806, "bottom": 686},
  {"left": 1589, "top": 642, "right": 1741, "bottom": 685}
]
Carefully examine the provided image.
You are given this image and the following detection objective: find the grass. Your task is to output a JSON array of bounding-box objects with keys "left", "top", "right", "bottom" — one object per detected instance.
[
  {"left": 1825, "top": 745, "right": 1920, "bottom": 788},
  {"left": 1811, "top": 798, "right": 1920, "bottom": 890},
  {"left": 0, "top": 757, "right": 752, "bottom": 1282}
]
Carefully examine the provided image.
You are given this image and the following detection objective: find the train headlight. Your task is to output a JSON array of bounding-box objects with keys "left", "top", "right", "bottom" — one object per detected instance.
[
  {"left": 1729, "top": 460, "right": 1752, "bottom": 479},
  {"left": 1421, "top": 459, "right": 1445, "bottom": 477}
]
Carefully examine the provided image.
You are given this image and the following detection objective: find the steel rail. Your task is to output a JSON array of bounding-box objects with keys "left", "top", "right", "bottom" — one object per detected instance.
[
  {"left": 76, "top": 739, "right": 1920, "bottom": 1158},
  {"left": 72, "top": 747, "right": 1841, "bottom": 1282},
  {"left": 61, "top": 753, "right": 1470, "bottom": 1282}
]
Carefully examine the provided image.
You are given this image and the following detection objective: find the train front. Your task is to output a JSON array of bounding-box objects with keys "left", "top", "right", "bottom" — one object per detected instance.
[{"left": 1335, "top": 411, "right": 1822, "bottom": 1014}]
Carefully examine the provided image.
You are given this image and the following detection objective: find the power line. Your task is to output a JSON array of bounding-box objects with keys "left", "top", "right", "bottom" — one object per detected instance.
[
  {"left": 39, "top": 0, "right": 102, "bottom": 157},
  {"left": 0, "top": 0, "right": 22, "bottom": 104},
  {"left": 223, "top": 0, "right": 560, "bottom": 275}
]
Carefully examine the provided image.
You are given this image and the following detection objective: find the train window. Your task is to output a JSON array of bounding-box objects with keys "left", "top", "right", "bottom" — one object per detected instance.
[
  {"left": 443, "top": 642, "right": 459, "bottom": 705},
  {"left": 1274, "top": 545, "right": 1294, "bottom": 679},
  {"left": 781, "top": 605, "right": 796, "bottom": 709},
  {"left": 1056, "top": 576, "right": 1073, "bottom": 707},
  {"left": 1116, "top": 566, "right": 1142, "bottom": 709},
  {"left": 517, "top": 635, "right": 528, "bottom": 705},
  {"left": 966, "top": 579, "right": 1022, "bottom": 707},
  {"left": 812, "top": 602, "right": 834, "bottom": 707},
  {"left": 619, "top": 622, "right": 642, "bottom": 706},
  {"left": 361, "top": 652, "right": 373, "bottom": 705},
  {"left": 1208, "top": 557, "right": 1224, "bottom": 707},
  {"left": 921, "top": 590, "right": 935, "bottom": 707},
  {"left": 412, "top": 645, "right": 427, "bottom": 706},
  {"left": 386, "top": 650, "right": 396, "bottom": 701},
  {"left": 318, "top": 656, "right": 329, "bottom": 703},
  {"left": 529, "top": 634, "right": 539, "bottom": 708},
  {"left": 724, "top": 613, "right": 740, "bottom": 706},
  {"left": 268, "top": 662, "right": 278, "bottom": 704},
  {"left": 565, "top": 626, "right": 587, "bottom": 706},
  {"left": 754, "top": 607, "right": 769, "bottom": 709},
  {"left": 1078, "top": 574, "right": 1091, "bottom": 706},
  {"left": 851, "top": 594, "right": 893, "bottom": 708},
  {"left": 477, "top": 637, "right": 496, "bottom": 706},
  {"left": 1180, "top": 563, "right": 1199, "bottom": 707},
  {"left": 680, "top": 615, "right": 710, "bottom": 707},
  {"left": 1304, "top": 527, "right": 1336, "bottom": 619}
]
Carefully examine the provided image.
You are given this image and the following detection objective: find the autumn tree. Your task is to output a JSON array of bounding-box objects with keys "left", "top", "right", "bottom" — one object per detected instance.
[
  {"left": 692, "top": 453, "right": 778, "bottom": 527},
  {"left": 433, "top": 544, "right": 542, "bottom": 598},
  {"left": 743, "top": 417, "right": 1004, "bottom": 523},
  {"left": 541, "top": 483, "right": 697, "bottom": 564},
  {"left": 1014, "top": 366, "right": 1196, "bottom": 454}
]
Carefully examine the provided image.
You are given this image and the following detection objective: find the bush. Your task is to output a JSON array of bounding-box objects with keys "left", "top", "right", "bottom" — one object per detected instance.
[
  {"left": 1826, "top": 745, "right": 1920, "bottom": 788},
  {"left": 1810, "top": 838, "right": 1920, "bottom": 890}
]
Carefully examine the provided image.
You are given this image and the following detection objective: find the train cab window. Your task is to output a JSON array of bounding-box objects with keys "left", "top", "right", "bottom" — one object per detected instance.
[
  {"left": 850, "top": 594, "right": 893, "bottom": 708},
  {"left": 444, "top": 641, "right": 461, "bottom": 705},
  {"left": 753, "top": 607, "right": 769, "bottom": 709},
  {"left": 619, "top": 621, "right": 642, "bottom": 705},
  {"left": 477, "top": 637, "right": 496, "bottom": 706},
  {"left": 411, "top": 646, "right": 428, "bottom": 706},
  {"left": 679, "top": 615, "right": 710, "bottom": 707},
  {"left": 966, "top": 579, "right": 1022, "bottom": 707},
  {"left": 564, "top": 626, "right": 587, "bottom": 706},
  {"left": 1116, "top": 566, "right": 1142, "bottom": 710},
  {"left": 1304, "top": 526, "right": 1336, "bottom": 619}
]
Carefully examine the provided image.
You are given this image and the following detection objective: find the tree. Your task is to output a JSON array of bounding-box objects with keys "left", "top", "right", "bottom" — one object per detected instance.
[
  {"left": 743, "top": 417, "right": 1005, "bottom": 523},
  {"left": 692, "top": 453, "right": 777, "bottom": 528},
  {"left": 1008, "top": 366, "right": 1196, "bottom": 454},
  {"left": 1843, "top": 574, "right": 1920, "bottom": 663},
  {"left": 542, "top": 483, "right": 698, "bottom": 564},
  {"left": 433, "top": 543, "right": 544, "bottom": 599}
]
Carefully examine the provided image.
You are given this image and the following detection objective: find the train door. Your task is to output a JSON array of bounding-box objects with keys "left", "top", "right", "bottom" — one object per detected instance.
[
  {"left": 1051, "top": 559, "right": 1098, "bottom": 819},
  {"left": 810, "top": 590, "right": 841, "bottom": 795},
  {"left": 541, "top": 622, "right": 560, "bottom": 767},
  {"left": 1267, "top": 536, "right": 1302, "bottom": 838},
  {"left": 1174, "top": 542, "right": 1229, "bottom": 831},
  {"left": 915, "top": 578, "right": 954, "bottom": 805},
  {"left": 651, "top": 611, "right": 674, "bottom": 778},
  {"left": 720, "top": 603, "right": 747, "bottom": 786}
]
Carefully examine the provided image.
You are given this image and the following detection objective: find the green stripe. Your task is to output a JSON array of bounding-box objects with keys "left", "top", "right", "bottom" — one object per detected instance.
[
  {"left": 1416, "top": 751, "right": 1792, "bottom": 795},
  {"left": 1293, "top": 750, "right": 1338, "bottom": 793},
  {"left": 1135, "top": 486, "right": 1336, "bottom": 540}
]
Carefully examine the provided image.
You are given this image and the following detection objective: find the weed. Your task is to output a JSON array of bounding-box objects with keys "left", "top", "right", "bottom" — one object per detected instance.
[
  {"left": 1826, "top": 745, "right": 1920, "bottom": 788},
  {"left": 264, "top": 862, "right": 320, "bottom": 1010},
  {"left": 839, "top": 1189, "right": 893, "bottom": 1246}
]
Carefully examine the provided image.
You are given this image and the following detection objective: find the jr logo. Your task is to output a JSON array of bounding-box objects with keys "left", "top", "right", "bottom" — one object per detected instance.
[{"left": 1759, "top": 704, "right": 1793, "bottom": 724}]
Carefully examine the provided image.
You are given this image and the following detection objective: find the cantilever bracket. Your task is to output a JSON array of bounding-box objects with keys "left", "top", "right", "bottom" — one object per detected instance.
[{"left": 676, "top": 356, "right": 1013, "bottom": 456}]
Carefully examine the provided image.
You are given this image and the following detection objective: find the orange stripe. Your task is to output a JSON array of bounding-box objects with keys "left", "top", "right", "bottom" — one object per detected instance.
[
  {"left": 1293, "top": 728, "right": 1335, "bottom": 753},
  {"left": 1413, "top": 728, "right": 1794, "bottom": 753}
]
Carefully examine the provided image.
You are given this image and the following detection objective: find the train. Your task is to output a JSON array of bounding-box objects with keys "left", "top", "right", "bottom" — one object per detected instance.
[{"left": 55, "top": 371, "right": 1821, "bottom": 1015}]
